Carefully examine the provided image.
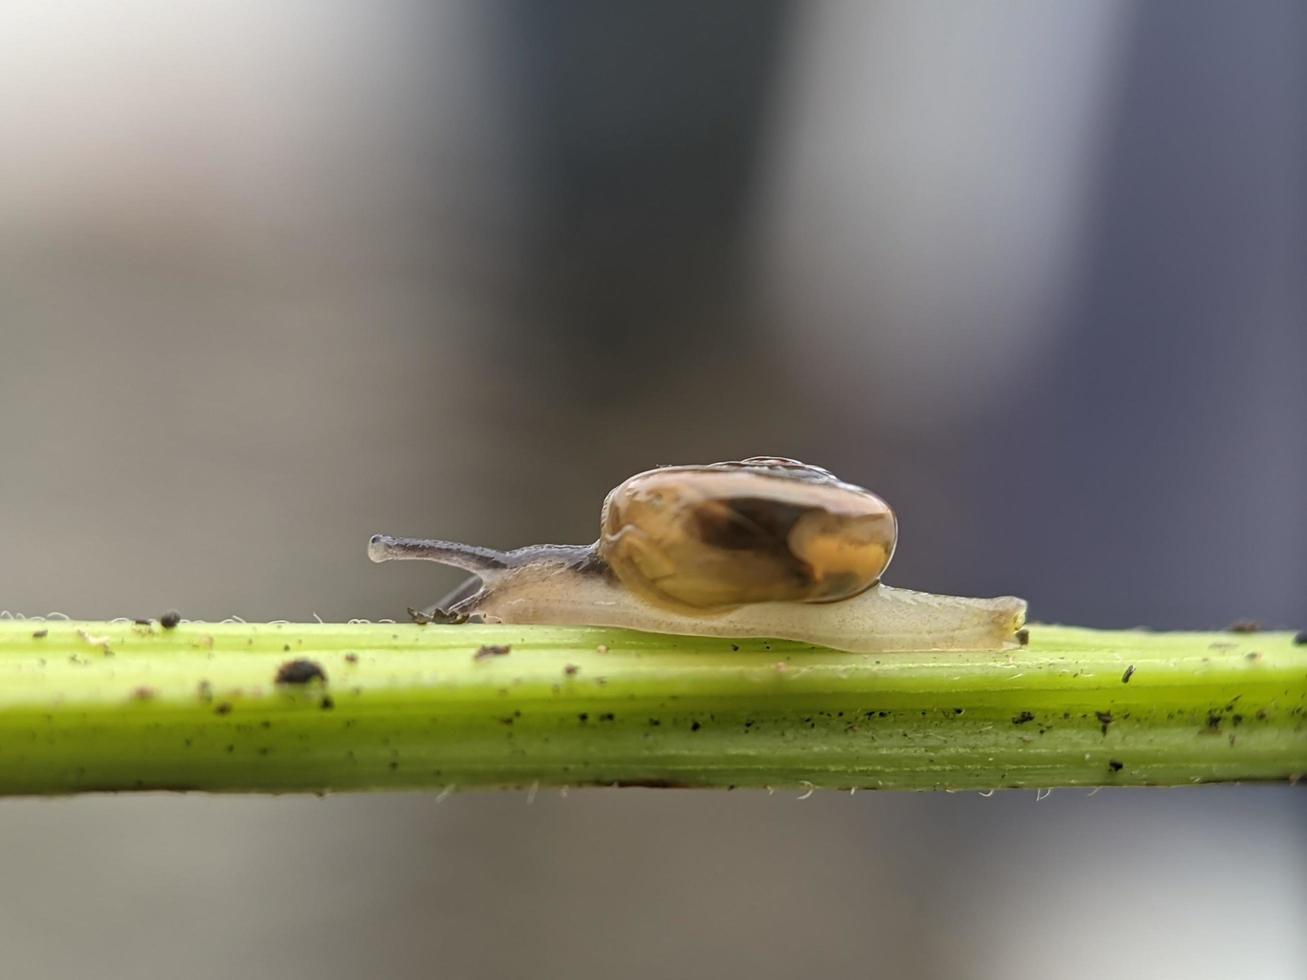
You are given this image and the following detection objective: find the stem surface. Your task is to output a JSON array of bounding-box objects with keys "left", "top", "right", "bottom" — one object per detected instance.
[{"left": 0, "top": 619, "right": 1302, "bottom": 795}]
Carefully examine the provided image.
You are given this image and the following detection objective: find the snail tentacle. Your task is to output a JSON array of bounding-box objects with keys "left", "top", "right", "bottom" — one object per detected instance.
[{"left": 368, "top": 534, "right": 510, "bottom": 575}]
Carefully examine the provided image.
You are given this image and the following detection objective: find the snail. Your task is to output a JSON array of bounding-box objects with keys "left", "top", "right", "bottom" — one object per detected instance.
[{"left": 368, "top": 457, "right": 1027, "bottom": 652}]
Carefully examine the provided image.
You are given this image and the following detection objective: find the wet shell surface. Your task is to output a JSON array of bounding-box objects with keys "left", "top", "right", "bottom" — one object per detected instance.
[{"left": 599, "top": 458, "right": 897, "bottom": 612}]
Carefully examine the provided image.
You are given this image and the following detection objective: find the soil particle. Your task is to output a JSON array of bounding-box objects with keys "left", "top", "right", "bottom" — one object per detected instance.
[
  {"left": 276, "top": 659, "right": 328, "bottom": 685},
  {"left": 410, "top": 607, "right": 468, "bottom": 626}
]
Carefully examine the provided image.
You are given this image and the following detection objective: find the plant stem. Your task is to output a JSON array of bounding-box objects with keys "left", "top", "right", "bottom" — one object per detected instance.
[{"left": 0, "top": 618, "right": 1302, "bottom": 795}]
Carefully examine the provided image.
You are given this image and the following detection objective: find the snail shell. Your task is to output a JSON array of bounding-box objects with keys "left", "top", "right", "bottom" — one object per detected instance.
[
  {"left": 599, "top": 458, "right": 897, "bottom": 611},
  {"left": 368, "top": 458, "right": 1026, "bottom": 652}
]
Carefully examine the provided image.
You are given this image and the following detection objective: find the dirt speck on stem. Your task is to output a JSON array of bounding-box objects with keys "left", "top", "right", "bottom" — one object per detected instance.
[{"left": 276, "top": 659, "right": 328, "bottom": 685}]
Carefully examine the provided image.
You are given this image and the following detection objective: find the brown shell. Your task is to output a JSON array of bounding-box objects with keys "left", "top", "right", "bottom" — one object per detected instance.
[{"left": 598, "top": 457, "right": 897, "bottom": 612}]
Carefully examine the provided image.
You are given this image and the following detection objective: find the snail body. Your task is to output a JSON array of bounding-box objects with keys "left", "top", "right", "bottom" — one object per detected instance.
[{"left": 368, "top": 458, "right": 1027, "bottom": 652}]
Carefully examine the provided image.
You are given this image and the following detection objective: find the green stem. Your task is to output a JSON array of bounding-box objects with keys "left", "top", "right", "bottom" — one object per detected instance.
[{"left": 0, "top": 618, "right": 1302, "bottom": 795}]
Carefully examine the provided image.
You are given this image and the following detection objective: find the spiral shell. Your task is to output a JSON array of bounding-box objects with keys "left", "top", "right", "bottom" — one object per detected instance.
[{"left": 598, "top": 457, "right": 897, "bottom": 612}]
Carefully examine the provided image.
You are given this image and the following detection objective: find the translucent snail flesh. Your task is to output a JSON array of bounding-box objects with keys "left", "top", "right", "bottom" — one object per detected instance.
[{"left": 368, "top": 458, "right": 1027, "bottom": 652}]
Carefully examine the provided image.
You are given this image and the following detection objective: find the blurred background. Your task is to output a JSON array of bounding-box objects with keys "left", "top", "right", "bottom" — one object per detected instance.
[{"left": 1, "top": 1, "right": 1303, "bottom": 977}]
